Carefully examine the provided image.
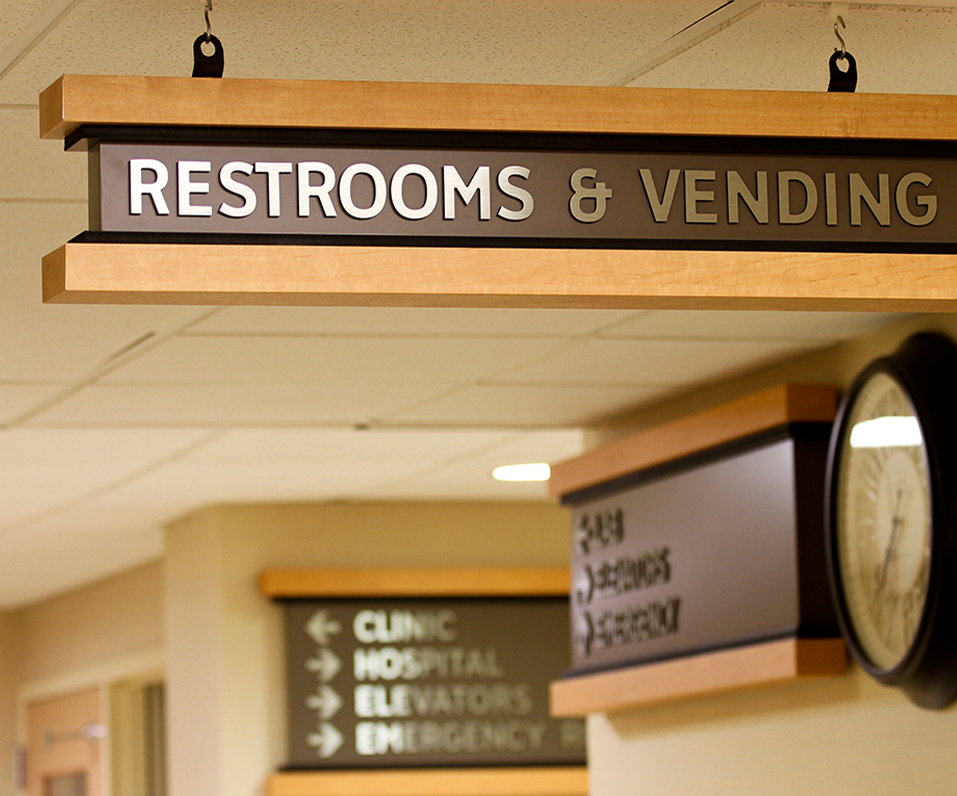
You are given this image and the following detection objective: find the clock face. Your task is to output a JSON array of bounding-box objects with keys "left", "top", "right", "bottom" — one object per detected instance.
[{"left": 835, "top": 371, "right": 933, "bottom": 673}]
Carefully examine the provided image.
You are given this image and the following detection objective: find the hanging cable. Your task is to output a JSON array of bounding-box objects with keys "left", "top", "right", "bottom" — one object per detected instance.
[
  {"left": 827, "top": 12, "right": 857, "bottom": 92},
  {"left": 192, "top": 0, "right": 224, "bottom": 78}
]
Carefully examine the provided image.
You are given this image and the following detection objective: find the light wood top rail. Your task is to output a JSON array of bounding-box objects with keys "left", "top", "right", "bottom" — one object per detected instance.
[
  {"left": 259, "top": 567, "right": 570, "bottom": 598},
  {"left": 266, "top": 767, "right": 588, "bottom": 796},
  {"left": 550, "top": 638, "right": 846, "bottom": 716},
  {"left": 40, "top": 75, "right": 957, "bottom": 141},
  {"left": 549, "top": 383, "right": 837, "bottom": 499}
]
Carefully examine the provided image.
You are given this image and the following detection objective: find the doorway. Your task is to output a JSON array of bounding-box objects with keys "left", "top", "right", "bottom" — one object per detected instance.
[{"left": 27, "top": 689, "right": 103, "bottom": 796}]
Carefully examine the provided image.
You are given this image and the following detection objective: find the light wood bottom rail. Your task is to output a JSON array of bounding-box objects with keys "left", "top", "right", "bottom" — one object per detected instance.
[
  {"left": 267, "top": 767, "right": 588, "bottom": 796},
  {"left": 42, "top": 242, "right": 957, "bottom": 311},
  {"left": 259, "top": 567, "right": 570, "bottom": 597},
  {"left": 550, "top": 637, "right": 847, "bottom": 716}
]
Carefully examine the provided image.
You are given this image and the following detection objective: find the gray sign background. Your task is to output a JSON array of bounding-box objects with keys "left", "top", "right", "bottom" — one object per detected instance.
[
  {"left": 283, "top": 597, "right": 585, "bottom": 769},
  {"left": 93, "top": 141, "right": 955, "bottom": 245},
  {"left": 568, "top": 438, "right": 813, "bottom": 673}
]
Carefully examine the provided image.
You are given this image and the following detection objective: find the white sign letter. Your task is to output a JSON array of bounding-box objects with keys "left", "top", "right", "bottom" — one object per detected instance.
[
  {"left": 684, "top": 170, "right": 717, "bottom": 224},
  {"left": 298, "top": 162, "right": 337, "bottom": 218},
  {"left": 778, "top": 171, "right": 818, "bottom": 225},
  {"left": 218, "top": 161, "right": 257, "bottom": 218},
  {"left": 340, "top": 163, "right": 387, "bottom": 219},
  {"left": 391, "top": 164, "right": 438, "bottom": 220},
  {"left": 254, "top": 162, "right": 293, "bottom": 218},
  {"left": 497, "top": 166, "right": 533, "bottom": 221},
  {"left": 130, "top": 158, "right": 170, "bottom": 216},
  {"left": 896, "top": 172, "right": 937, "bottom": 227},
  {"left": 177, "top": 161, "right": 212, "bottom": 217},
  {"left": 443, "top": 165, "right": 491, "bottom": 220}
]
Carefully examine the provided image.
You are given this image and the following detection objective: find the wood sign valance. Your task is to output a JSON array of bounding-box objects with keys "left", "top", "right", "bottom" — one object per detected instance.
[{"left": 40, "top": 75, "right": 957, "bottom": 310}]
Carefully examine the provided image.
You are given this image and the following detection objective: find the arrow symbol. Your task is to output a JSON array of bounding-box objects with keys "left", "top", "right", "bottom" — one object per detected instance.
[
  {"left": 575, "top": 514, "right": 592, "bottom": 555},
  {"left": 574, "top": 564, "right": 595, "bottom": 606},
  {"left": 305, "top": 648, "right": 342, "bottom": 682},
  {"left": 576, "top": 611, "right": 595, "bottom": 658},
  {"left": 305, "top": 610, "right": 342, "bottom": 645},
  {"left": 305, "top": 685, "right": 343, "bottom": 720},
  {"left": 306, "top": 722, "right": 343, "bottom": 759}
]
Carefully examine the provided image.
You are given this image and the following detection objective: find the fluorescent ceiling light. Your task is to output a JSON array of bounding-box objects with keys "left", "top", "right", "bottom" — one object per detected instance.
[
  {"left": 492, "top": 463, "right": 551, "bottom": 482},
  {"left": 850, "top": 416, "right": 923, "bottom": 448}
]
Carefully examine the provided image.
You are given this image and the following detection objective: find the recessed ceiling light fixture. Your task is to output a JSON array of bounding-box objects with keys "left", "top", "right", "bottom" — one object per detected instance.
[{"left": 492, "top": 463, "right": 551, "bottom": 482}]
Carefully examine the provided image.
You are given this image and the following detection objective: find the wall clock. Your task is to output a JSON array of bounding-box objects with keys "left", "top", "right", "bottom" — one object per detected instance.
[{"left": 826, "top": 332, "right": 957, "bottom": 708}]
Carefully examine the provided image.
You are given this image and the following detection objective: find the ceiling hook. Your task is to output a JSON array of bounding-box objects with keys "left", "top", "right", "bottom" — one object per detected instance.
[
  {"left": 204, "top": 0, "right": 213, "bottom": 42},
  {"left": 192, "top": 0, "right": 223, "bottom": 77},
  {"left": 833, "top": 15, "right": 847, "bottom": 59}
]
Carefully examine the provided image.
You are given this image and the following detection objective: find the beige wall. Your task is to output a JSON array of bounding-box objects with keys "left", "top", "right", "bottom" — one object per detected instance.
[
  {"left": 17, "top": 561, "right": 164, "bottom": 685},
  {"left": 594, "top": 313, "right": 957, "bottom": 443},
  {"left": 163, "top": 501, "right": 571, "bottom": 796},
  {"left": 586, "top": 312, "right": 957, "bottom": 796},
  {"left": 0, "top": 561, "right": 164, "bottom": 796},
  {"left": 589, "top": 666, "right": 957, "bottom": 795},
  {"left": 0, "top": 613, "right": 21, "bottom": 796}
]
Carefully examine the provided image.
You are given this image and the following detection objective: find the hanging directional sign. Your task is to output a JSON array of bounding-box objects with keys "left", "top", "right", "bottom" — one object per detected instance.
[
  {"left": 564, "top": 432, "right": 835, "bottom": 674},
  {"left": 40, "top": 76, "right": 957, "bottom": 310},
  {"left": 547, "top": 385, "right": 841, "bottom": 692},
  {"left": 282, "top": 597, "right": 586, "bottom": 769}
]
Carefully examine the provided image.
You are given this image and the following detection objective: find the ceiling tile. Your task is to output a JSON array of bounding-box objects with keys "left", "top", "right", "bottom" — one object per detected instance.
[
  {"left": 0, "top": 520, "right": 163, "bottom": 608},
  {"left": 0, "top": 427, "right": 210, "bottom": 465},
  {"left": 375, "top": 429, "right": 583, "bottom": 500},
  {"left": 0, "top": 108, "right": 86, "bottom": 200},
  {"left": 191, "top": 306, "right": 643, "bottom": 337},
  {"left": 0, "top": 461, "right": 144, "bottom": 528},
  {"left": 0, "top": 428, "right": 212, "bottom": 528},
  {"left": 0, "top": 203, "right": 213, "bottom": 383},
  {"left": 491, "top": 337, "right": 817, "bottom": 387},
  {"left": 98, "top": 335, "right": 566, "bottom": 386},
  {"left": 0, "top": 383, "right": 65, "bottom": 424},
  {"left": 600, "top": 310, "right": 913, "bottom": 342},
  {"left": 86, "top": 457, "right": 451, "bottom": 506},
  {"left": 184, "top": 428, "right": 520, "bottom": 463},
  {"left": 388, "top": 382, "right": 671, "bottom": 426},
  {"left": 631, "top": 4, "right": 957, "bottom": 94},
  {"left": 0, "top": 0, "right": 717, "bottom": 103},
  {"left": 24, "top": 381, "right": 449, "bottom": 427},
  {"left": 0, "top": 0, "right": 66, "bottom": 54}
]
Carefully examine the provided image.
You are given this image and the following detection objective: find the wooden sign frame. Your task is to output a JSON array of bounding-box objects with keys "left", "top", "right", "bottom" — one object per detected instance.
[
  {"left": 39, "top": 75, "right": 957, "bottom": 310},
  {"left": 549, "top": 385, "right": 847, "bottom": 716},
  {"left": 259, "top": 567, "right": 586, "bottom": 796}
]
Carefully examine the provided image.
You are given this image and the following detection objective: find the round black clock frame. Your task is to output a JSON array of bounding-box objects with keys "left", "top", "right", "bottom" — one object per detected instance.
[{"left": 825, "top": 331, "right": 957, "bottom": 709}]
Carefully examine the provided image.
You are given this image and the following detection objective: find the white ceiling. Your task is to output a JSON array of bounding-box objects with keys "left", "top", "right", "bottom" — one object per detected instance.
[{"left": 2, "top": 0, "right": 952, "bottom": 608}]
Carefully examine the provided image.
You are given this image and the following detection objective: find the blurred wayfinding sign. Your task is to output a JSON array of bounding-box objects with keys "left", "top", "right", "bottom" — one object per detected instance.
[
  {"left": 550, "top": 385, "right": 842, "bottom": 679},
  {"left": 282, "top": 597, "right": 586, "bottom": 769}
]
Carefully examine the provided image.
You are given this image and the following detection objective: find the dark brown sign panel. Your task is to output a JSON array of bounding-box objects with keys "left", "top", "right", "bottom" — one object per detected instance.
[
  {"left": 565, "top": 431, "right": 836, "bottom": 675},
  {"left": 86, "top": 136, "right": 952, "bottom": 250},
  {"left": 282, "top": 597, "right": 586, "bottom": 769}
]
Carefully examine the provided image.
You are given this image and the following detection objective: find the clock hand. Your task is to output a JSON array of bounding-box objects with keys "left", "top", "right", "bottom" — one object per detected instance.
[{"left": 877, "top": 488, "right": 905, "bottom": 594}]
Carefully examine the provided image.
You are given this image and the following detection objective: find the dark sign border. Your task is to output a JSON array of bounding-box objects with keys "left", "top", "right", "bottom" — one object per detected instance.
[
  {"left": 563, "top": 423, "right": 836, "bottom": 676},
  {"left": 70, "top": 125, "right": 957, "bottom": 254}
]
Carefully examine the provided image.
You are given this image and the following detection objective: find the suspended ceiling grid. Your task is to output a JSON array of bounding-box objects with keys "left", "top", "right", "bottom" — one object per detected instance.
[{"left": 1, "top": 0, "right": 952, "bottom": 607}]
